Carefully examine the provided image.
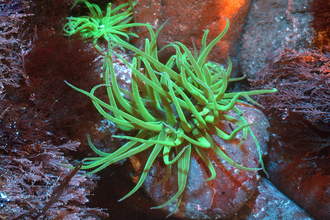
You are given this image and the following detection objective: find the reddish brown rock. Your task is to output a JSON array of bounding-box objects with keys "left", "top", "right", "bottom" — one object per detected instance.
[
  {"left": 132, "top": 104, "right": 270, "bottom": 219},
  {"left": 115, "top": 0, "right": 252, "bottom": 77},
  {"left": 267, "top": 137, "right": 330, "bottom": 220}
]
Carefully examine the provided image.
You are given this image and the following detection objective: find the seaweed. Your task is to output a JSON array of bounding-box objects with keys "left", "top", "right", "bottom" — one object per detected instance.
[
  {"left": 22, "top": 33, "right": 103, "bottom": 142},
  {"left": 32, "top": 162, "right": 83, "bottom": 220},
  {"left": 250, "top": 48, "right": 330, "bottom": 152},
  {"left": 0, "top": 0, "right": 24, "bottom": 17},
  {"left": 0, "top": 100, "right": 108, "bottom": 219}
]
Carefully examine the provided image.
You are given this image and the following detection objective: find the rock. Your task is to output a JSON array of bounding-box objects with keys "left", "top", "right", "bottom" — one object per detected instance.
[
  {"left": 114, "top": 0, "right": 253, "bottom": 77},
  {"left": 266, "top": 136, "right": 330, "bottom": 220},
  {"left": 240, "top": 0, "right": 313, "bottom": 78},
  {"left": 233, "top": 177, "right": 313, "bottom": 219},
  {"left": 249, "top": 33, "right": 330, "bottom": 220},
  {"left": 132, "top": 104, "right": 270, "bottom": 219},
  {"left": 88, "top": 49, "right": 134, "bottom": 153}
]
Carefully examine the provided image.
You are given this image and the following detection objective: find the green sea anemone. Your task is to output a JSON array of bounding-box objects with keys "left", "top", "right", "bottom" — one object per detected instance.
[
  {"left": 63, "top": 0, "right": 146, "bottom": 53},
  {"left": 65, "top": 16, "right": 276, "bottom": 216}
]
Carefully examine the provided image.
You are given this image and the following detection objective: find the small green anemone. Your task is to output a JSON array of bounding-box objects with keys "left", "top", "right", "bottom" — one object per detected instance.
[
  {"left": 65, "top": 16, "right": 276, "bottom": 216},
  {"left": 63, "top": 0, "right": 146, "bottom": 53}
]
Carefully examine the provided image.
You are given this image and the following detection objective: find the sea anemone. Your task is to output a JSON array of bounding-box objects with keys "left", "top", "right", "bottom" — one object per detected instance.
[
  {"left": 65, "top": 17, "right": 276, "bottom": 215},
  {"left": 63, "top": 0, "right": 146, "bottom": 53}
]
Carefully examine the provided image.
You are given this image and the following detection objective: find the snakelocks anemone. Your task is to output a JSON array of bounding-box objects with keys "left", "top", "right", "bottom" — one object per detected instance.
[
  {"left": 64, "top": 0, "right": 276, "bottom": 216},
  {"left": 63, "top": 0, "right": 146, "bottom": 53}
]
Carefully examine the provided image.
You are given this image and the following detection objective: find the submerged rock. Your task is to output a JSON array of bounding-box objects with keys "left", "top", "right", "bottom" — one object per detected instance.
[
  {"left": 267, "top": 138, "right": 330, "bottom": 220},
  {"left": 131, "top": 104, "right": 270, "bottom": 219},
  {"left": 115, "top": 0, "right": 253, "bottom": 77},
  {"left": 233, "top": 177, "right": 312, "bottom": 220}
]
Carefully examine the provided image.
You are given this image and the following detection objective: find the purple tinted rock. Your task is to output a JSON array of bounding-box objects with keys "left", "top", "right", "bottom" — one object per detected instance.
[
  {"left": 133, "top": 104, "right": 270, "bottom": 219},
  {"left": 232, "top": 178, "right": 313, "bottom": 219},
  {"left": 240, "top": 0, "right": 313, "bottom": 79}
]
